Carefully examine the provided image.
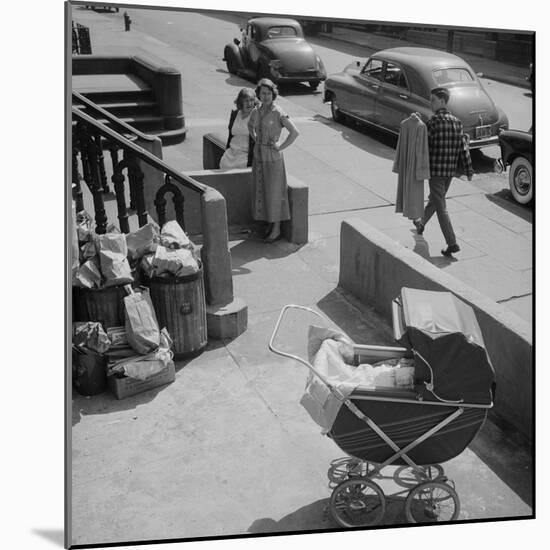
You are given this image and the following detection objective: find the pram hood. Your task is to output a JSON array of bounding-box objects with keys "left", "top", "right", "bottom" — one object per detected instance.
[{"left": 394, "top": 288, "right": 495, "bottom": 405}]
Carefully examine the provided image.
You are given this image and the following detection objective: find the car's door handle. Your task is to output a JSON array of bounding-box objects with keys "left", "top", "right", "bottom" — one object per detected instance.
[
  {"left": 370, "top": 84, "right": 379, "bottom": 90},
  {"left": 399, "top": 94, "right": 409, "bottom": 99}
]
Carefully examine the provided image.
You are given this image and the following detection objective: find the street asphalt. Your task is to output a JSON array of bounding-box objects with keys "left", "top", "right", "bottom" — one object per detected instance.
[{"left": 69, "top": 6, "right": 534, "bottom": 547}]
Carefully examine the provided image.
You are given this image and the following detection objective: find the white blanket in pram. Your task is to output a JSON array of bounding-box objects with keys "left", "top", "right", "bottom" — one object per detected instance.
[{"left": 300, "top": 326, "right": 414, "bottom": 433}]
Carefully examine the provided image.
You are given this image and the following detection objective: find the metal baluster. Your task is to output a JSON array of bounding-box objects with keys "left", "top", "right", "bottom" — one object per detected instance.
[
  {"left": 77, "top": 122, "right": 92, "bottom": 189},
  {"left": 94, "top": 133, "right": 110, "bottom": 194},
  {"left": 107, "top": 142, "right": 120, "bottom": 177},
  {"left": 72, "top": 144, "right": 84, "bottom": 213},
  {"left": 111, "top": 160, "right": 130, "bottom": 234},
  {"left": 129, "top": 160, "right": 148, "bottom": 227},
  {"left": 172, "top": 180, "right": 186, "bottom": 232},
  {"left": 124, "top": 150, "right": 137, "bottom": 210},
  {"left": 82, "top": 124, "right": 107, "bottom": 234},
  {"left": 154, "top": 175, "right": 186, "bottom": 231},
  {"left": 154, "top": 188, "right": 168, "bottom": 227}
]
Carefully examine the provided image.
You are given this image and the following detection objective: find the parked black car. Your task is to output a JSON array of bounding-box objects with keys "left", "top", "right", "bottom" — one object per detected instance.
[
  {"left": 223, "top": 17, "right": 327, "bottom": 90},
  {"left": 498, "top": 129, "right": 533, "bottom": 204}
]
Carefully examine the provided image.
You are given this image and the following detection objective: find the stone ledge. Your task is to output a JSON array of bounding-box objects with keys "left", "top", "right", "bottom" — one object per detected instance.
[
  {"left": 338, "top": 218, "right": 532, "bottom": 440},
  {"left": 206, "top": 298, "right": 248, "bottom": 340}
]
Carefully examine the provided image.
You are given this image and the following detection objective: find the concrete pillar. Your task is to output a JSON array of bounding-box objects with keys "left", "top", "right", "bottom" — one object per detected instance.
[
  {"left": 152, "top": 66, "right": 184, "bottom": 131},
  {"left": 135, "top": 135, "right": 164, "bottom": 223},
  {"left": 200, "top": 189, "right": 247, "bottom": 339}
]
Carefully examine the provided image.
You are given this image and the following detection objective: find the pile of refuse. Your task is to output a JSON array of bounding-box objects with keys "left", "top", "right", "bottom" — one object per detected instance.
[
  {"left": 71, "top": 211, "right": 203, "bottom": 399},
  {"left": 73, "top": 212, "right": 200, "bottom": 289}
]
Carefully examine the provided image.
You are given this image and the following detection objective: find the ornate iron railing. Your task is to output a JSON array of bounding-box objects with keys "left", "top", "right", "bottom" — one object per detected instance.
[{"left": 72, "top": 101, "right": 206, "bottom": 235}]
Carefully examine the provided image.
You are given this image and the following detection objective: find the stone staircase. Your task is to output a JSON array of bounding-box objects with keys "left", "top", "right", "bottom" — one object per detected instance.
[{"left": 72, "top": 55, "right": 187, "bottom": 143}]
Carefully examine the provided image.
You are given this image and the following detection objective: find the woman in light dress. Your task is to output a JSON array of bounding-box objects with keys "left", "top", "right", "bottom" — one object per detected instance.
[
  {"left": 248, "top": 78, "right": 299, "bottom": 243},
  {"left": 219, "top": 88, "right": 257, "bottom": 169}
]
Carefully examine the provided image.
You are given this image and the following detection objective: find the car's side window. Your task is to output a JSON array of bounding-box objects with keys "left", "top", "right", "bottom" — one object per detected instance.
[
  {"left": 361, "top": 59, "right": 384, "bottom": 81},
  {"left": 384, "top": 62, "right": 409, "bottom": 90}
]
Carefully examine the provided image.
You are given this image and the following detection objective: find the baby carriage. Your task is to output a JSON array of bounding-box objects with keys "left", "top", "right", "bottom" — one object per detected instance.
[{"left": 269, "top": 287, "right": 495, "bottom": 527}]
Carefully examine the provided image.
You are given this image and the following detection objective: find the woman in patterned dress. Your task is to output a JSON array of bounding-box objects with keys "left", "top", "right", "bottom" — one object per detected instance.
[
  {"left": 219, "top": 88, "right": 257, "bottom": 169},
  {"left": 248, "top": 78, "right": 299, "bottom": 242}
]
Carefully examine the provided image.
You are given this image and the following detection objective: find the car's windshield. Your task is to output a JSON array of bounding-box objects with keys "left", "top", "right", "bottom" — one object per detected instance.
[
  {"left": 266, "top": 26, "right": 298, "bottom": 39},
  {"left": 433, "top": 68, "right": 474, "bottom": 85}
]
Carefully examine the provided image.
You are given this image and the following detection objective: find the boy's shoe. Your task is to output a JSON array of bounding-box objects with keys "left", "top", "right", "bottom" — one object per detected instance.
[{"left": 441, "top": 244, "right": 460, "bottom": 256}]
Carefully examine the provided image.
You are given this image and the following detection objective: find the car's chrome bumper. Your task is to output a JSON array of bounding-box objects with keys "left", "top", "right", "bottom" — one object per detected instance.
[
  {"left": 274, "top": 75, "right": 326, "bottom": 84},
  {"left": 468, "top": 135, "right": 500, "bottom": 149}
]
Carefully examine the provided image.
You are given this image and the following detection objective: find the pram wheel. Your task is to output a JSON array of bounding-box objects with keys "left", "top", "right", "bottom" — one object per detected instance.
[
  {"left": 393, "top": 464, "right": 445, "bottom": 488},
  {"left": 404, "top": 481, "right": 460, "bottom": 523},
  {"left": 327, "top": 457, "right": 369, "bottom": 486},
  {"left": 330, "top": 478, "right": 386, "bottom": 527}
]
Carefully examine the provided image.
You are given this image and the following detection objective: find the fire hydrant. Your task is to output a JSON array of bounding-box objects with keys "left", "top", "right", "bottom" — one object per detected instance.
[{"left": 123, "top": 11, "right": 131, "bottom": 32}]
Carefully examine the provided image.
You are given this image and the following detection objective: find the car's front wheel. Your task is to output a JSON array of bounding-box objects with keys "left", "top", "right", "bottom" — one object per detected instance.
[
  {"left": 330, "top": 96, "right": 345, "bottom": 123},
  {"left": 224, "top": 46, "right": 238, "bottom": 75},
  {"left": 509, "top": 156, "right": 533, "bottom": 204}
]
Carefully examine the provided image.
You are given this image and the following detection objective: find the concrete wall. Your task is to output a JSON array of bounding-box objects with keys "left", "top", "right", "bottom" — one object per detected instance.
[
  {"left": 199, "top": 133, "right": 309, "bottom": 244},
  {"left": 338, "top": 218, "right": 532, "bottom": 440}
]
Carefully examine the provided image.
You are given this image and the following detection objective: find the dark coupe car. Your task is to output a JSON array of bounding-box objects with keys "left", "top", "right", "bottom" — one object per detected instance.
[
  {"left": 223, "top": 17, "right": 327, "bottom": 90},
  {"left": 324, "top": 47, "right": 508, "bottom": 148},
  {"left": 498, "top": 129, "right": 533, "bottom": 204}
]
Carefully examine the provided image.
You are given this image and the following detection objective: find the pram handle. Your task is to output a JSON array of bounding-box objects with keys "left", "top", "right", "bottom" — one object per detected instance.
[{"left": 268, "top": 305, "right": 348, "bottom": 396}]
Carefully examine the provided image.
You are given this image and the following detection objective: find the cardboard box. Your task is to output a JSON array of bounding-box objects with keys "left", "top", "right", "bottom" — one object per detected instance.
[{"left": 107, "top": 361, "right": 176, "bottom": 400}]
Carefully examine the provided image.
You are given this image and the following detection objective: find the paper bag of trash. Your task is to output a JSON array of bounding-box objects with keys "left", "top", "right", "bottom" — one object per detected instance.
[
  {"left": 106, "top": 326, "right": 128, "bottom": 348},
  {"left": 76, "top": 210, "right": 93, "bottom": 243},
  {"left": 72, "top": 200, "right": 80, "bottom": 277},
  {"left": 126, "top": 221, "right": 160, "bottom": 261},
  {"left": 73, "top": 321, "right": 111, "bottom": 354},
  {"left": 124, "top": 286, "right": 160, "bottom": 354},
  {"left": 152, "top": 245, "right": 199, "bottom": 277},
  {"left": 108, "top": 329, "right": 174, "bottom": 381},
  {"left": 79, "top": 240, "right": 97, "bottom": 264},
  {"left": 160, "top": 220, "right": 191, "bottom": 249},
  {"left": 73, "top": 258, "right": 102, "bottom": 289},
  {"left": 97, "top": 232, "right": 133, "bottom": 288},
  {"left": 139, "top": 253, "right": 156, "bottom": 279}
]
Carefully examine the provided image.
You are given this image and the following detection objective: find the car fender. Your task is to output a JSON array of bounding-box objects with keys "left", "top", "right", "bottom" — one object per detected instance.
[
  {"left": 499, "top": 130, "right": 532, "bottom": 168},
  {"left": 223, "top": 42, "right": 245, "bottom": 72}
]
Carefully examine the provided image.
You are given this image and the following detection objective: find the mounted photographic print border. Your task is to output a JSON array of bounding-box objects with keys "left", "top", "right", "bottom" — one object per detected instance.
[{"left": 65, "top": 0, "right": 537, "bottom": 549}]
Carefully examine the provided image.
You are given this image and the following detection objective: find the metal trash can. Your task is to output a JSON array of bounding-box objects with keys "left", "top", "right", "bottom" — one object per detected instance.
[
  {"left": 146, "top": 266, "right": 208, "bottom": 359},
  {"left": 73, "top": 285, "right": 126, "bottom": 328}
]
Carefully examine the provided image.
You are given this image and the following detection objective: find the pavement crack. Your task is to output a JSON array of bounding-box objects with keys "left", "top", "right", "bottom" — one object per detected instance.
[{"left": 497, "top": 293, "right": 532, "bottom": 304}]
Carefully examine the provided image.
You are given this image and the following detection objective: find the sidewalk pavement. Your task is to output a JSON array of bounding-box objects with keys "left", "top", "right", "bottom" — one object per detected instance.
[
  {"left": 318, "top": 27, "right": 531, "bottom": 89},
  {"left": 69, "top": 7, "right": 533, "bottom": 547}
]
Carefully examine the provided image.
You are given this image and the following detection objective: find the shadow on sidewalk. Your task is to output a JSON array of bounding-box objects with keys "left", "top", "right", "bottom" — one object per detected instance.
[
  {"left": 71, "top": 340, "right": 227, "bottom": 426},
  {"left": 247, "top": 493, "right": 412, "bottom": 533},
  {"left": 311, "top": 114, "right": 397, "bottom": 160},
  {"left": 229, "top": 235, "right": 304, "bottom": 276}
]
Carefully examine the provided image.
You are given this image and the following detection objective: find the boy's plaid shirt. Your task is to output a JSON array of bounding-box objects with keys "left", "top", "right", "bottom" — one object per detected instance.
[{"left": 427, "top": 108, "right": 473, "bottom": 179}]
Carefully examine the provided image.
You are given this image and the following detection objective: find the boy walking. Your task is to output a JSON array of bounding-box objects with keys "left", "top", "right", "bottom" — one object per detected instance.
[{"left": 414, "top": 87, "right": 473, "bottom": 256}]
